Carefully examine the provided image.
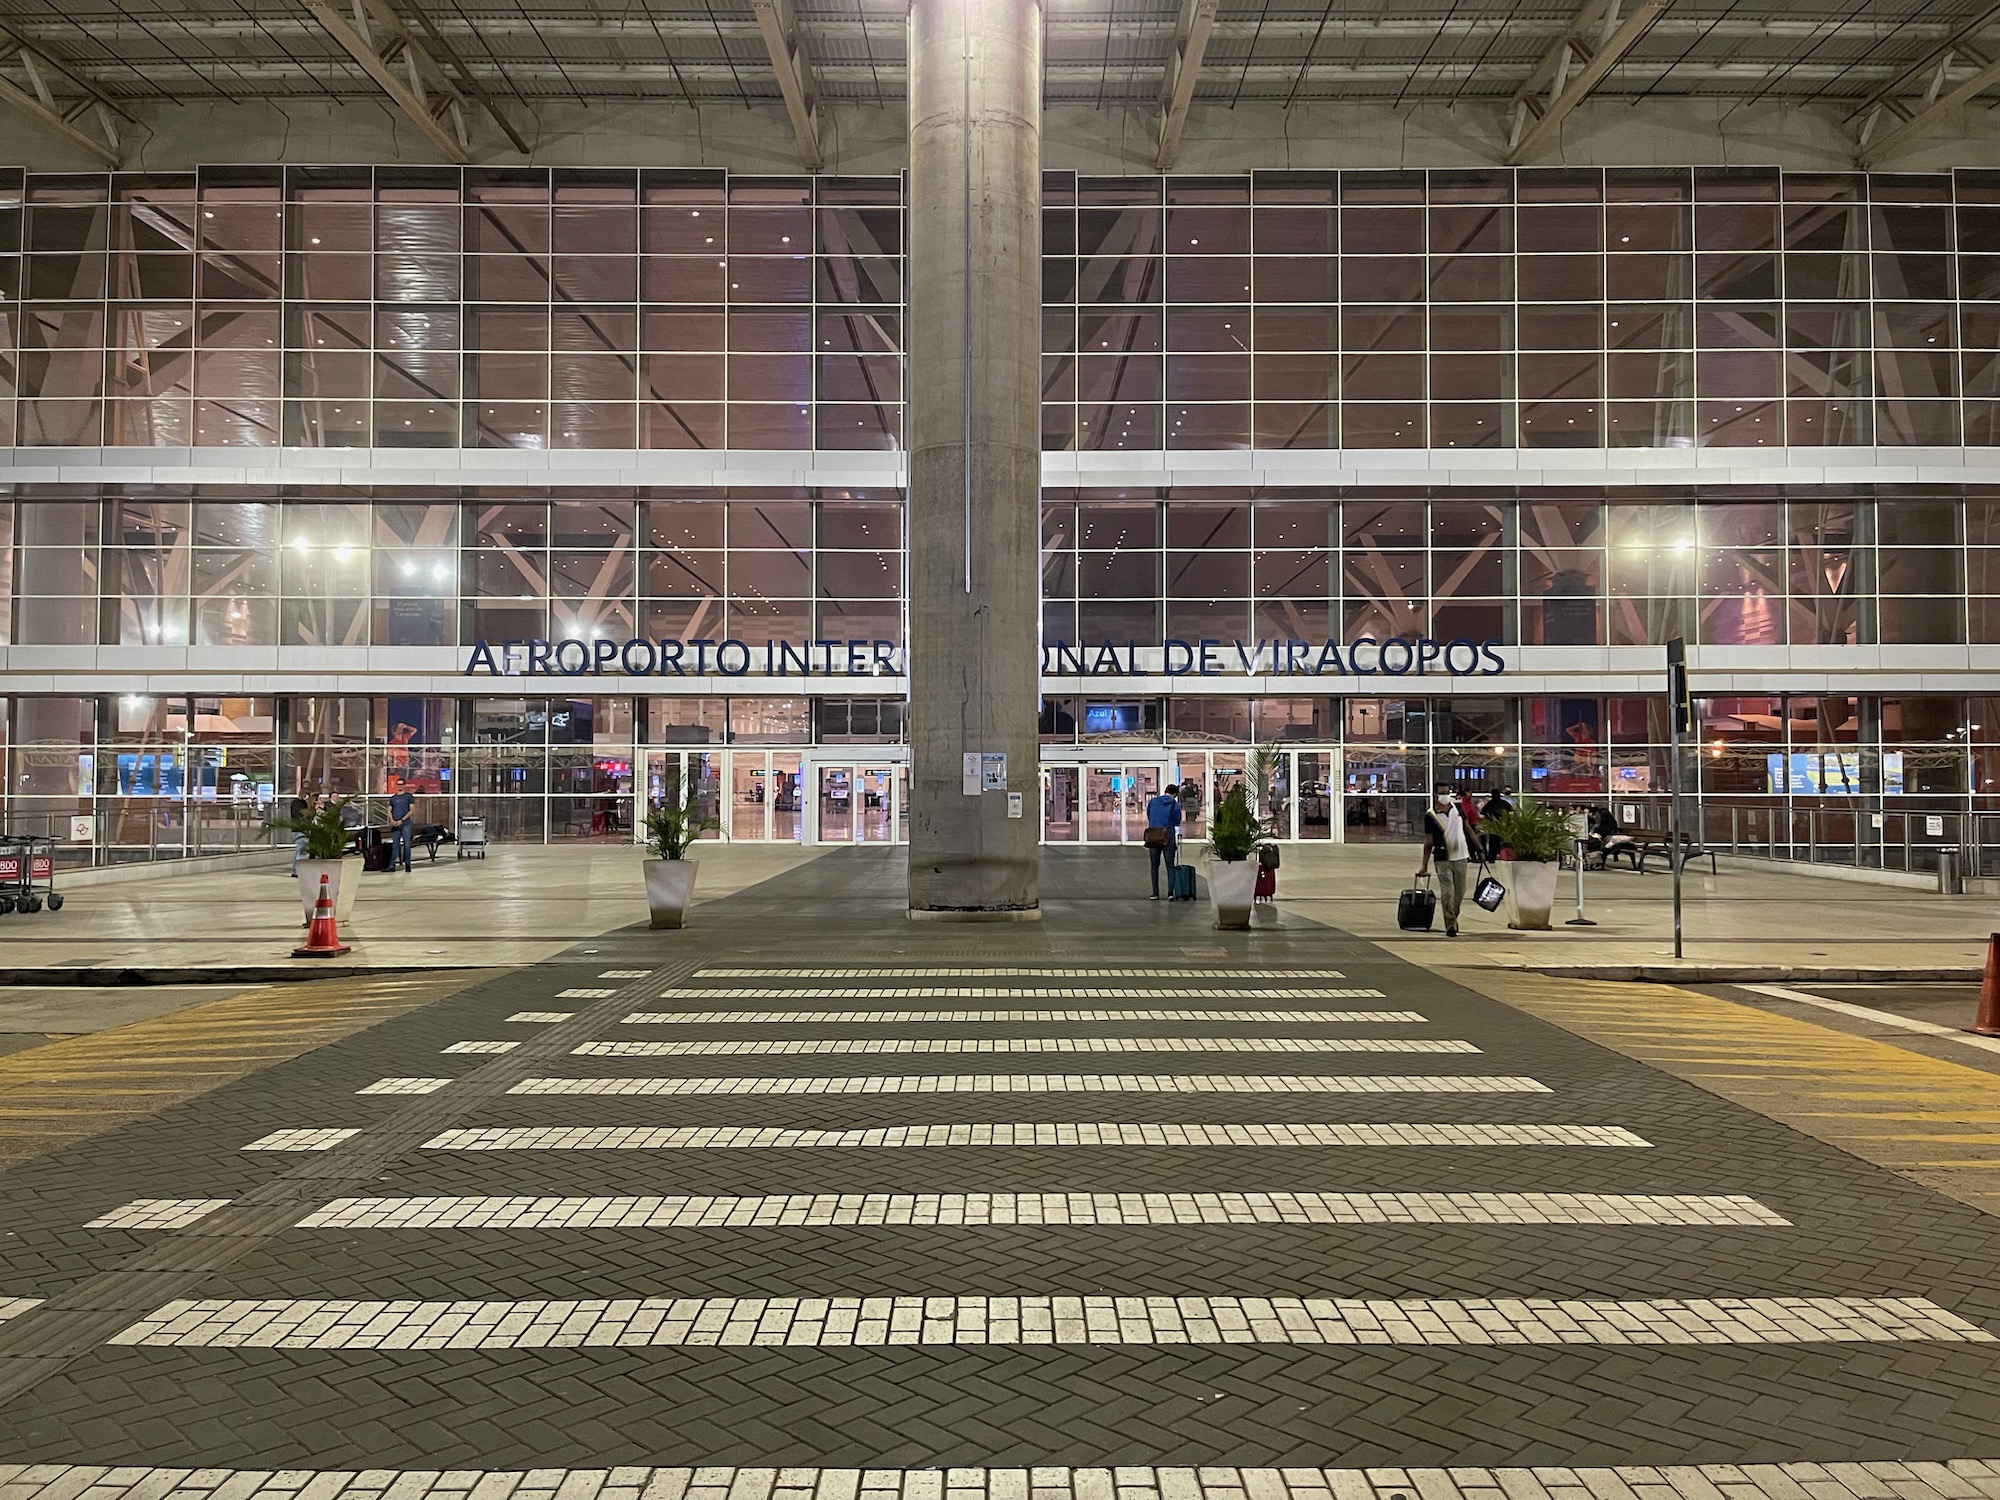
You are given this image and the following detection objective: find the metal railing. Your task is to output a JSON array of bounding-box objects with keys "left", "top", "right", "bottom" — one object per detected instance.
[
  {"left": 7, "top": 804, "right": 280, "bottom": 869},
  {"left": 1705, "top": 803, "right": 1995, "bottom": 878}
]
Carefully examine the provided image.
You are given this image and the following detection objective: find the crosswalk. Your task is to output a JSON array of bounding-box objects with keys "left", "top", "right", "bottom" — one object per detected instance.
[{"left": 46, "top": 955, "right": 2000, "bottom": 1475}]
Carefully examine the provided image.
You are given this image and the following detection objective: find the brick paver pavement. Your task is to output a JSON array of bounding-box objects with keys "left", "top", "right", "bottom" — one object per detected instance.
[{"left": 0, "top": 847, "right": 1996, "bottom": 1480}]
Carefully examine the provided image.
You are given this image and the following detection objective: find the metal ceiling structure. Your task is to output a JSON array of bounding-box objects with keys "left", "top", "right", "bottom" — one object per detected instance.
[{"left": 5, "top": 0, "right": 2000, "bottom": 167}]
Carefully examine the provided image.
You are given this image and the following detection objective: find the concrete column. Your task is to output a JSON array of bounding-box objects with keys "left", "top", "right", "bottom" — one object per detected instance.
[{"left": 905, "top": 0, "right": 1043, "bottom": 919}]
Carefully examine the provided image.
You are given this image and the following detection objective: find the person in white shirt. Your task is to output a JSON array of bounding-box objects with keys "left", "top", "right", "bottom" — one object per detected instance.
[{"left": 1417, "top": 782, "right": 1473, "bottom": 938}]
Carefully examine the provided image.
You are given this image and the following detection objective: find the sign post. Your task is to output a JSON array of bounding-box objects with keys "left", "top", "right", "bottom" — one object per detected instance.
[{"left": 1666, "top": 637, "right": 1693, "bottom": 960}]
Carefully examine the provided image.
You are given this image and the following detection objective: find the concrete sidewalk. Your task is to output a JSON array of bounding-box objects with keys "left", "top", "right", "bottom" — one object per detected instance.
[
  {"left": 0, "top": 837, "right": 1985, "bottom": 983},
  {"left": 1262, "top": 841, "right": 1999, "bottom": 978},
  {"left": 0, "top": 844, "right": 828, "bottom": 980}
]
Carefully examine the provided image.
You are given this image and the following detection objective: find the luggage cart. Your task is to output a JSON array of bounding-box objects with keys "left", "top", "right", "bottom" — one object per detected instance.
[
  {"left": 455, "top": 817, "right": 487, "bottom": 860},
  {"left": 0, "top": 835, "right": 62, "bottom": 914}
]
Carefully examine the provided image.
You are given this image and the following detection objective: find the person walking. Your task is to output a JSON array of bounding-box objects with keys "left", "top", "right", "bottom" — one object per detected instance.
[
  {"left": 1144, "top": 781, "right": 1183, "bottom": 901},
  {"left": 388, "top": 784, "right": 416, "bottom": 873},
  {"left": 1480, "top": 784, "right": 1514, "bottom": 861},
  {"left": 1417, "top": 782, "right": 1473, "bottom": 938}
]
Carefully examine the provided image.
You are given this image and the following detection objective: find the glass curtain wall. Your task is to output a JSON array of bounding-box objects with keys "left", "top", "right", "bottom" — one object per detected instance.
[
  {"left": 9, "top": 165, "right": 2000, "bottom": 452},
  {"left": 1038, "top": 492, "right": 1974, "bottom": 648}
]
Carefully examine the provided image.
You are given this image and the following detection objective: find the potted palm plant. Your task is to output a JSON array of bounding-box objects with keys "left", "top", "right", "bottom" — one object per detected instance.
[
  {"left": 1480, "top": 793, "right": 1572, "bottom": 930},
  {"left": 265, "top": 797, "right": 360, "bottom": 928},
  {"left": 643, "top": 775, "right": 717, "bottom": 929},
  {"left": 1203, "top": 782, "right": 1263, "bottom": 930}
]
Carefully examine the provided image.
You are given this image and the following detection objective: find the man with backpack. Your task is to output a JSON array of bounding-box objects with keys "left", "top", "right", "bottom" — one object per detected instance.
[{"left": 1143, "top": 782, "right": 1182, "bottom": 901}]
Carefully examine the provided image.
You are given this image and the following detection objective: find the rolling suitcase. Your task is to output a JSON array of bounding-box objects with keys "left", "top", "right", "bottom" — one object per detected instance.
[
  {"left": 1397, "top": 874, "right": 1437, "bottom": 931},
  {"left": 1169, "top": 862, "right": 1197, "bottom": 901}
]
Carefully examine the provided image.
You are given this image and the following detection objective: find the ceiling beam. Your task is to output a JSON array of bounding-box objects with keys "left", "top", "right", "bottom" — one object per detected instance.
[
  {"left": 1852, "top": 0, "right": 2000, "bottom": 165},
  {"left": 1155, "top": 0, "right": 1218, "bottom": 170},
  {"left": 0, "top": 24, "right": 122, "bottom": 166},
  {"left": 302, "top": 0, "right": 473, "bottom": 163},
  {"left": 12, "top": 13, "right": 1991, "bottom": 48},
  {"left": 399, "top": 0, "right": 531, "bottom": 154},
  {"left": 1504, "top": 0, "right": 1667, "bottom": 165},
  {"left": 751, "top": 0, "right": 822, "bottom": 170}
]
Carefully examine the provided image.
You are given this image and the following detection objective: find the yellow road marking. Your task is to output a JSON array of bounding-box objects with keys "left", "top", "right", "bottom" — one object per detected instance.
[
  {"left": 0, "top": 971, "right": 488, "bottom": 1169},
  {"left": 1463, "top": 972, "right": 2000, "bottom": 1217}
]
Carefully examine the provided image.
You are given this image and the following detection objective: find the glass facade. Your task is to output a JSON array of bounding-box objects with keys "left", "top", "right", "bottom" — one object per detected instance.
[
  {"left": 3, "top": 161, "right": 1999, "bottom": 868},
  {"left": 8, "top": 164, "right": 2000, "bottom": 453}
]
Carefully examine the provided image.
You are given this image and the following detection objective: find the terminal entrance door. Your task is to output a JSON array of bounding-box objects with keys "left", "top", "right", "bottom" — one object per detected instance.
[
  {"left": 1046, "top": 761, "right": 1167, "bottom": 844},
  {"left": 1220, "top": 746, "right": 1337, "bottom": 842},
  {"left": 804, "top": 754, "right": 908, "bottom": 845},
  {"left": 638, "top": 749, "right": 721, "bottom": 845}
]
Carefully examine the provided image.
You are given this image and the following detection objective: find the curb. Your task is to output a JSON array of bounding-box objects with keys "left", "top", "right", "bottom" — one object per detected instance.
[
  {"left": 1516, "top": 965, "right": 1984, "bottom": 983},
  {"left": 0, "top": 965, "right": 456, "bottom": 986}
]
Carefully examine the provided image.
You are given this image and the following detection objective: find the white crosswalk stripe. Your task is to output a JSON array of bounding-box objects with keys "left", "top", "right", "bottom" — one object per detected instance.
[
  {"left": 697, "top": 968, "right": 1352, "bottom": 979},
  {"left": 623, "top": 1008, "right": 1425, "bottom": 1024},
  {"left": 242, "top": 1128, "right": 362, "bottom": 1152},
  {"left": 505, "top": 1073, "right": 1553, "bottom": 1097},
  {"left": 505, "top": 1011, "right": 574, "bottom": 1023},
  {"left": 660, "top": 987, "right": 1383, "bottom": 1000},
  {"left": 568, "top": 1036, "right": 1480, "bottom": 1057},
  {"left": 292, "top": 1190, "right": 1786, "bottom": 1229},
  {"left": 86, "top": 1199, "right": 231, "bottom": 1230},
  {"left": 421, "top": 1122, "right": 1654, "bottom": 1151},
  {"left": 7, "top": 1465, "right": 1998, "bottom": 1500},
  {"left": 107, "top": 1293, "right": 1981, "bottom": 1349}
]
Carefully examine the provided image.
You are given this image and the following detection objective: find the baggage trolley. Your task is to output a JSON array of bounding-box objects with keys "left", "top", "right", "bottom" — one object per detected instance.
[
  {"left": 0, "top": 835, "right": 62, "bottom": 914},
  {"left": 456, "top": 816, "right": 487, "bottom": 860}
]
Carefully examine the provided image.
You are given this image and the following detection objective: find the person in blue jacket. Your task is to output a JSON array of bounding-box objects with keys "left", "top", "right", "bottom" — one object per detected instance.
[{"left": 1144, "top": 782, "right": 1183, "bottom": 900}]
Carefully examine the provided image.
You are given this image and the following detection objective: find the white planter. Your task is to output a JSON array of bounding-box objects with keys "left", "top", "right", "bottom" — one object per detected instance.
[
  {"left": 645, "top": 857, "right": 698, "bottom": 929},
  {"left": 1207, "top": 859, "right": 1258, "bottom": 930},
  {"left": 1508, "top": 859, "right": 1560, "bottom": 930},
  {"left": 296, "top": 857, "right": 358, "bottom": 928}
]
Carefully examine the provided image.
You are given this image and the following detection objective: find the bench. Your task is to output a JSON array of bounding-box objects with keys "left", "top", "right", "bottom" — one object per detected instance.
[{"left": 1632, "top": 828, "right": 1717, "bottom": 876}]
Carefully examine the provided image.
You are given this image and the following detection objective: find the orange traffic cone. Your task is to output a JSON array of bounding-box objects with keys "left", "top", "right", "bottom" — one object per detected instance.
[
  {"left": 293, "top": 873, "right": 351, "bottom": 958},
  {"left": 1970, "top": 933, "right": 2000, "bottom": 1037}
]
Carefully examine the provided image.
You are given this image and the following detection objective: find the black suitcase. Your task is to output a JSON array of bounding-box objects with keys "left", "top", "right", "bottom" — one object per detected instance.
[
  {"left": 362, "top": 840, "right": 392, "bottom": 872},
  {"left": 1397, "top": 876, "right": 1437, "bottom": 931},
  {"left": 1169, "top": 863, "right": 1197, "bottom": 901}
]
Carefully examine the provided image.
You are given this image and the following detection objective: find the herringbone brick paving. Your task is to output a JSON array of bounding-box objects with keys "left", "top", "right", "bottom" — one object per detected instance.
[{"left": 0, "top": 848, "right": 1996, "bottom": 1470}]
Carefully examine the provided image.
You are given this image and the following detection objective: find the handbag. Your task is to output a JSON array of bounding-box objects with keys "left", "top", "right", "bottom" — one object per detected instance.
[
  {"left": 1473, "top": 862, "right": 1506, "bottom": 912},
  {"left": 1142, "top": 825, "right": 1168, "bottom": 850}
]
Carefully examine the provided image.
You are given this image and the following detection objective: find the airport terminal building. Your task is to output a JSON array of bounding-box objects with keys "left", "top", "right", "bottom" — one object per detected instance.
[{"left": 2, "top": 159, "right": 1998, "bottom": 868}]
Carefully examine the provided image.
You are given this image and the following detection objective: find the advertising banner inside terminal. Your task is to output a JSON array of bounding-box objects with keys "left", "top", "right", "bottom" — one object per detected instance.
[{"left": 463, "top": 635, "right": 1507, "bottom": 678}]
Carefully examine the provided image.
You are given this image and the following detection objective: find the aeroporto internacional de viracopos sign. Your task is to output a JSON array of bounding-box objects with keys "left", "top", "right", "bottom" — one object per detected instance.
[{"left": 462, "top": 634, "right": 1508, "bottom": 678}]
